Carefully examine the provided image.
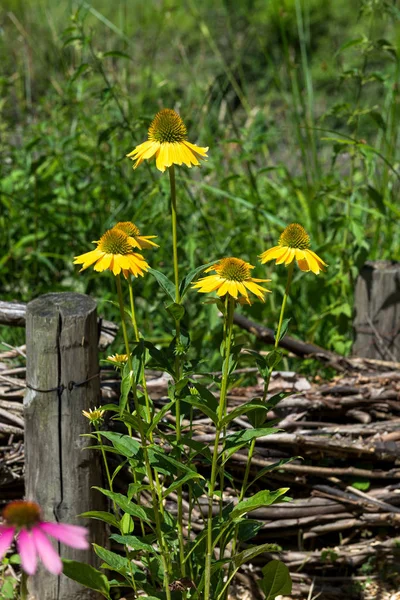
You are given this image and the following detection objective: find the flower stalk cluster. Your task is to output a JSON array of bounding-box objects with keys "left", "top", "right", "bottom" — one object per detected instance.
[{"left": 0, "top": 108, "right": 328, "bottom": 599}]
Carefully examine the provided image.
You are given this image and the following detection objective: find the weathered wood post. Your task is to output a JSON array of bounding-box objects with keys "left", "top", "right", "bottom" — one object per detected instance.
[
  {"left": 25, "top": 293, "right": 106, "bottom": 599},
  {"left": 353, "top": 261, "right": 400, "bottom": 361}
]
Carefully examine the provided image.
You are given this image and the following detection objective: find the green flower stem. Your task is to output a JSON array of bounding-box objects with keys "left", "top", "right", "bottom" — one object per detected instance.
[
  {"left": 115, "top": 274, "right": 172, "bottom": 599},
  {"left": 169, "top": 164, "right": 180, "bottom": 303},
  {"left": 127, "top": 279, "right": 165, "bottom": 516},
  {"left": 205, "top": 295, "right": 235, "bottom": 600},
  {"left": 95, "top": 431, "right": 117, "bottom": 514},
  {"left": 20, "top": 572, "right": 28, "bottom": 600},
  {"left": 128, "top": 279, "right": 140, "bottom": 341},
  {"left": 128, "top": 278, "right": 151, "bottom": 423},
  {"left": 274, "top": 261, "right": 295, "bottom": 351},
  {"left": 116, "top": 274, "right": 133, "bottom": 374},
  {"left": 168, "top": 164, "right": 186, "bottom": 580},
  {"left": 228, "top": 261, "right": 295, "bottom": 596}
]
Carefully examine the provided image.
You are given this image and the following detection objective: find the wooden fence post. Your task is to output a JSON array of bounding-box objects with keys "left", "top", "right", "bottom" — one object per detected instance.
[
  {"left": 24, "top": 293, "right": 106, "bottom": 599},
  {"left": 353, "top": 261, "right": 400, "bottom": 361}
]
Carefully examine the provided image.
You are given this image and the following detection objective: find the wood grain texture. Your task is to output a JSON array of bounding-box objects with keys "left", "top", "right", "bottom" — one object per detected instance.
[
  {"left": 353, "top": 261, "right": 400, "bottom": 360},
  {"left": 25, "top": 293, "right": 106, "bottom": 600}
]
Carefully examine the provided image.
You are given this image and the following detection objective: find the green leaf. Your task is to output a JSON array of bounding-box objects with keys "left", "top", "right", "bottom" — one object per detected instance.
[
  {"left": 110, "top": 534, "right": 156, "bottom": 554},
  {"left": 350, "top": 480, "right": 370, "bottom": 491},
  {"left": 248, "top": 392, "right": 292, "bottom": 428},
  {"left": 78, "top": 511, "right": 119, "bottom": 529},
  {"left": 266, "top": 349, "right": 282, "bottom": 370},
  {"left": 259, "top": 560, "right": 292, "bottom": 599},
  {"left": 189, "top": 382, "right": 219, "bottom": 412},
  {"left": 165, "top": 301, "right": 185, "bottom": 321},
  {"left": 221, "top": 399, "right": 270, "bottom": 428},
  {"left": 335, "top": 37, "right": 365, "bottom": 55},
  {"left": 179, "top": 260, "right": 216, "bottom": 299},
  {"left": 162, "top": 470, "right": 204, "bottom": 499},
  {"left": 181, "top": 395, "right": 218, "bottom": 425},
  {"left": 93, "top": 488, "right": 151, "bottom": 522},
  {"left": 149, "top": 268, "right": 176, "bottom": 301},
  {"left": 223, "top": 426, "right": 280, "bottom": 462},
  {"left": 103, "top": 50, "right": 132, "bottom": 60},
  {"left": 224, "top": 427, "right": 281, "bottom": 451},
  {"left": 143, "top": 341, "right": 174, "bottom": 376},
  {"left": 231, "top": 488, "right": 290, "bottom": 519},
  {"left": 147, "top": 398, "right": 175, "bottom": 435},
  {"left": 237, "top": 519, "right": 264, "bottom": 542},
  {"left": 93, "top": 545, "right": 130, "bottom": 571},
  {"left": 99, "top": 432, "right": 141, "bottom": 458},
  {"left": 62, "top": 560, "right": 111, "bottom": 599},
  {"left": 148, "top": 447, "right": 195, "bottom": 476},
  {"left": 274, "top": 318, "right": 290, "bottom": 344},
  {"left": 120, "top": 512, "right": 134, "bottom": 535},
  {"left": 71, "top": 62, "right": 90, "bottom": 81},
  {"left": 233, "top": 544, "right": 282, "bottom": 570}
]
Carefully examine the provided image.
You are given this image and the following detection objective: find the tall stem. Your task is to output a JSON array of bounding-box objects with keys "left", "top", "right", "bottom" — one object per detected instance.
[
  {"left": 205, "top": 296, "right": 235, "bottom": 600},
  {"left": 128, "top": 279, "right": 140, "bottom": 341},
  {"left": 169, "top": 164, "right": 180, "bottom": 303},
  {"left": 274, "top": 261, "right": 295, "bottom": 350},
  {"left": 115, "top": 274, "right": 171, "bottom": 599},
  {"left": 128, "top": 278, "right": 151, "bottom": 423},
  {"left": 168, "top": 164, "right": 186, "bottom": 578}
]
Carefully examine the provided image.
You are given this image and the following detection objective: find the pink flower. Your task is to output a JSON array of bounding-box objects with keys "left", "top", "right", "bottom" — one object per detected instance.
[{"left": 0, "top": 500, "right": 89, "bottom": 575}]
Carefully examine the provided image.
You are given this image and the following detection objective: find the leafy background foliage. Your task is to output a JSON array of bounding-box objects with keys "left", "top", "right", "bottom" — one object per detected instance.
[{"left": 1, "top": 0, "right": 400, "bottom": 362}]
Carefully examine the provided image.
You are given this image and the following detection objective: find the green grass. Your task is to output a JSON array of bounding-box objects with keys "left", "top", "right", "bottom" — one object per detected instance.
[{"left": 1, "top": 0, "right": 400, "bottom": 363}]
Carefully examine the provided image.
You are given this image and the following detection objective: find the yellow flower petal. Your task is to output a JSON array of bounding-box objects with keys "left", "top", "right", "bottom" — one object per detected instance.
[
  {"left": 308, "top": 249, "right": 328, "bottom": 269},
  {"left": 275, "top": 247, "right": 291, "bottom": 265},
  {"left": 259, "top": 246, "right": 283, "bottom": 263},
  {"left": 93, "top": 253, "right": 113, "bottom": 272},
  {"left": 228, "top": 281, "right": 239, "bottom": 298},
  {"left": 183, "top": 140, "right": 209, "bottom": 158},
  {"left": 74, "top": 249, "right": 104, "bottom": 271},
  {"left": 216, "top": 280, "right": 231, "bottom": 297},
  {"left": 304, "top": 250, "right": 320, "bottom": 275},
  {"left": 155, "top": 143, "right": 169, "bottom": 172},
  {"left": 297, "top": 258, "right": 310, "bottom": 272},
  {"left": 284, "top": 248, "right": 296, "bottom": 266}
]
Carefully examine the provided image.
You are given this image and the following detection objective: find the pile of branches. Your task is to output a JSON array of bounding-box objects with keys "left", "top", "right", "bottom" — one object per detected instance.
[{"left": 1, "top": 303, "right": 400, "bottom": 598}]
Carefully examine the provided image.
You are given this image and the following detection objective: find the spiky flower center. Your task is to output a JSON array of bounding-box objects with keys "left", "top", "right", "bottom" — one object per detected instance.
[
  {"left": 98, "top": 229, "right": 132, "bottom": 255},
  {"left": 114, "top": 222, "right": 140, "bottom": 237},
  {"left": 3, "top": 501, "right": 41, "bottom": 528},
  {"left": 148, "top": 109, "right": 187, "bottom": 143},
  {"left": 279, "top": 223, "right": 310, "bottom": 249},
  {"left": 216, "top": 257, "right": 252, "bottom": 282}
]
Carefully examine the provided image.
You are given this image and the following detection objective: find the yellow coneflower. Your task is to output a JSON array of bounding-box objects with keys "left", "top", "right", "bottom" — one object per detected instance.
[
  {"left": 259, "top": 223, "right": 327, "bottom": 275},
  {"left": 106, "top": 353, "right": 129, "bottom": 366},
  {"left": 127, "top": 109, "right": 208, "bottom": 173},
  {"left": 113, "top": 221, "right": 159, "bottom": 250},
  {"left": 82, "top": 407, "right": 105, "bottom": 424},
  {"left": 74, "top": 229, "right": 149, "bottom": 278},
  {"left": 193, "top": 257, "right": 271, "bottom": 304}
]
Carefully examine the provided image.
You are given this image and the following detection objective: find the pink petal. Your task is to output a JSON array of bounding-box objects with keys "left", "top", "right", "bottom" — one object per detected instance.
[
  {"left": 17, "top": 530, "right": 38, "bottom": 575},
  {"left": 0, "top": 526, "right": 15, "bottom": 560},
  {"left": 39, "top": 522, "right": 89, "bottom": 549},
  {"left": 31, "top": 527, "right": 62, "bottom": 575}
]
